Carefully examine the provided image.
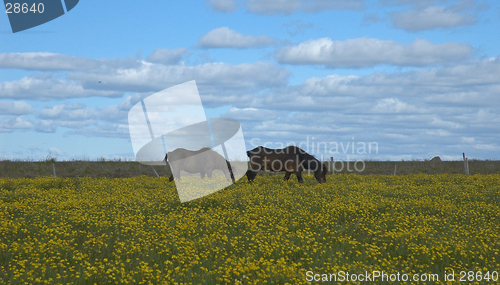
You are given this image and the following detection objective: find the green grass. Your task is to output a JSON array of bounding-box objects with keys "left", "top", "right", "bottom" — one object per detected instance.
[
  {"left": 0, "top": 160, "right": 171, "bottom": 179},
  {"left": 0, "top": 159, "right": 499, "bottom": 179}
]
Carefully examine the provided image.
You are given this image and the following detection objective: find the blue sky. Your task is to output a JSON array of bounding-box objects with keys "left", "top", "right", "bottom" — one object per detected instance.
[{"left": 1, "top": 0, "right": 500, "bottom": 161}]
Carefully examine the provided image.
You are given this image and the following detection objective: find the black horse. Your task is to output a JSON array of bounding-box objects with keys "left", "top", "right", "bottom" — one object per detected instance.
[
  {"left": 165, "top": 148, "right": 235, "bottom": 183},
  {"left": 245, "top": 146, "right": 327, "bottom": 183}
]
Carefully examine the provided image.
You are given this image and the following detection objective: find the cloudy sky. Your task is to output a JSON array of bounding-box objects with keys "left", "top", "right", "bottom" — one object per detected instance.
[{"left": 1, "top": 0, "right": 499, "bottom": 161}]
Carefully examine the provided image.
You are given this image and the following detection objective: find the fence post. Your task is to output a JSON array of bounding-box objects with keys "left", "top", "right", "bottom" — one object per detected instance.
[
  {"left": 466, "top": 158, "right": 469, "bottom": 175},
  {"left": 330, "top": 157, "right": 334, "bottom": 174},
  {"left": 394, "top": 164, "right": 397, "bottom": 175},
  {"left": 463, "top": 153, "right": 469, "bottom": 175},
  {"left": 52, "top": 163, "right": 56, "bottom": 178}
]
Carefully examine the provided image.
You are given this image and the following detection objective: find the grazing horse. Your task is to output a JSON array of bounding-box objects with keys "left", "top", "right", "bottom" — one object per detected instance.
[
  {"left": 165, "top": 148, "right": 235, "bottom": 183},
  {"left": 246, "top": 146, "right": 327, "bottom": 183}
]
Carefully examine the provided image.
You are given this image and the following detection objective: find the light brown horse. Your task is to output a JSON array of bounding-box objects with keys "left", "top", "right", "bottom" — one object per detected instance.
[
  {"left": 165, "top": 148, "right": 235, "bottom": 183},
  {"left": 246, "top": 146, "right": 327, "bottom": 183}
]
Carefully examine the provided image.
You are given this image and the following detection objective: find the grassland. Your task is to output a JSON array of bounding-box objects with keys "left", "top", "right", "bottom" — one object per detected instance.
[
  {"left": 1, "top": 174, "right": 499, "bottom": 284},
  {"left": 0, "top": 160, "right": 171, "bottom": 179},
  {"left": 0, "top": 159, "right": 499, "bottom": 179}
]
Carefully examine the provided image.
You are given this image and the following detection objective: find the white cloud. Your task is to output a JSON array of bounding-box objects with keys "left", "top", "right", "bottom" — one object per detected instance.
[
  {"left": 224, "top": 57, "right": 500, "bottom": 115},
  {"left": 97, "top": 105, "right": 129, "bottom": 124},
  {"left": 37, "top": 103, "right": 97, "bottom": 121},
  {"left": 0, "top": 101, "right": 35, "bottom": 115},
  {"left": 373, "top": 98, "right": 417, "bottom": 113},
  {"left": 224, "top": 107, "right": 288, "bottom": 122},
  {"left": 33, "top": 120, "right": 57, "bottom": 133},
  {"left": 207, "top": 0, "right": 367, "bottom": 15},
  {"left": 0, "top": 52, "right": 140, "bottom": 71},
  {"left": 30, "top": 116, "right": 97, "bottom": 133},
  {"left": 0, "top": 76, "right": 123, "bottom": 100},
  {"left": 303, "top": 0, "right": 365, "bottom": 12},
  {"left": 0, "top": 98, "right": 142, "bottom": 135},
  {"left": 299, "top": 74, "right": 362, "bottom": 96},
  {"left": 0, "top": 116, "right": 33, "bottom": 132},
  {"left": 472, "top": 143, "right": 500, "bottom": 151},
  {"left": 380, "top": 0, "right": 451, "bottom": 7},
  {"left": 0, "top": 52, "right": 93, "bottom": 71},
  {"left": 67, "top": 61, "right": 290, "bottom": 96},
  {"left": 246, "top": 0, "right": 366, "bottom": 14},
  {"left": 211, "top": 56, "right": 500, "bottom": 159},
  {"left": 29, "top": 102, "right": 139, "bottom": 135},
  {"left": 391, "top": 2, "right": 477, "bottom": 31},
  {"left": 205, "top": 0, "right": 237, "bottom": 12},
  {"left": 198, "top": 27, "right": 274, "bottom": 48},
  {"left": 0, "top": 52, "right": 290, "bottom": 101},
  {"left": 425, "top": 129, "right": 452, "bottom": 136},
  {"left": 429, "top": 117, "right": 463, "bottom": 129},
  {"left": 462, "top": 137, "right": 475, "bottom": 144},
  {"left": 247, "top": 0, "right": 302, "bottom": 14},
  {"left": 145, "top": 48, "right": 188, "bottom": 65},
  {"left": 48, "top": 147, "right": 62, "bottom": 156},
  {"left": 275, "top": 37, "right": 473, "bottom": 68},
  {"left": 67, "top": 123, "right": 130, "bottom": 138},
  {"left": 3, "top": 51, "right": 500, "bottom": 159}
]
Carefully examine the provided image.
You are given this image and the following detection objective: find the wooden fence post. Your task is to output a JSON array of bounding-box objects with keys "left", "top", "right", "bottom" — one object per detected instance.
[
  {"left": 330, "top": 157, "right": 334, "bottom": 174},
  {"left": 463, "top": 153, "right": 469, "bottom": 175},
  {"left": 466, "top": 158, "right": 469, "bottom": 175},
  {"left": 394, "top": 164, "right": 397, "bottom": 175},
  {"left": 52, "top": 163, "right": 56, "bottom": 178}
]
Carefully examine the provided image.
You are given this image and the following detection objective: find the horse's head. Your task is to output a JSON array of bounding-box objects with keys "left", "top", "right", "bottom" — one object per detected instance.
[{"left": 314, "top": 163, "right": 327, "bottom": 183}]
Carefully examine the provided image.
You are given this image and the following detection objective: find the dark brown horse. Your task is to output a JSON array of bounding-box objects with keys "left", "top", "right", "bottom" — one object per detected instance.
[
  {"left": 246, "top": 146, "right": 327, "bottom": 183},
  {"left": 165, "top": 148, "right": 235, "bottom": 183}
]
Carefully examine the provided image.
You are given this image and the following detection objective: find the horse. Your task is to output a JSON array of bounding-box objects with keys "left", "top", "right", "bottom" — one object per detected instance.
[
  {"left": 245, "top": 146, "right": 327, "bottom": 183},
  {"left": 165, "top": 148, "right": 235, "bottom": 183}
]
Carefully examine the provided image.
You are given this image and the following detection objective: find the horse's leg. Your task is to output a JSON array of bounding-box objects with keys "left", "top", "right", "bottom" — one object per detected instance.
[
  {"left": 296, "top": 171, "right": 304, "bottom": 183},
  {"left": 247, "top": 156, "right": 262, "bottom": 182},
  {"left": 229, "top": 169, "right": 235, "bottom": 183},
  {"left": 245, "top": 169, "right": 257, "bottom": 182},
  {"left": 200, "top": 172, "right": 205, "bottom": 179},
  {"left": 207, "top": 170, "right": 212, "bottom": 179},
  {"left": 224, "top": 169, "right": 232, "bottom": 183},
  {"left": 173, "top": 168, "right": 181, "bottom": 182},
  {"left": 226, "top": 162, "right": 235, "bottom": 183},
  {"left": 169, "top": 174, "right": 174, "bottom": 182},
  {"left": 220, "top": 165, "right": 233, "bottom": 183},
  {"left": 245, "top": 170, "right": 252, "bottom": 182},
  {"left": 284, "top": 171, "right": 291, "bottom": 181}
]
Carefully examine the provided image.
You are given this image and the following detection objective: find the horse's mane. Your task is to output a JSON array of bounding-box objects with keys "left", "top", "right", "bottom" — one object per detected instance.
[
  {"left": 293, "top": 147, "right": 326, "bottom": 172},
  {"left": 300, "top": 151, "right": 318, "bottom": 162},
  {"left": 194, "top": 147, "right": 212, "bottom": 154},
  {"left": 166, "top": 147, "right": 214, "bottom": 162},
  {"left": 247, "top": 146, "right": 270, "bottom": 155}
]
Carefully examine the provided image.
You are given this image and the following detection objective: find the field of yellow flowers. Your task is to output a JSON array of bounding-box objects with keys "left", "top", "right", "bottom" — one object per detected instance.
[{"left": 1, "top": 174, "right": 499, "bottom": 284}]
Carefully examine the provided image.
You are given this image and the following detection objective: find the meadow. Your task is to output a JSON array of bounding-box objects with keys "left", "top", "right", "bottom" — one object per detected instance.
[
  {"left": 0, "top": 159, "right": 499, "bottom": 179},
  {"left": 1, "top": 174, "right": 500, "bottom": 284}
]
